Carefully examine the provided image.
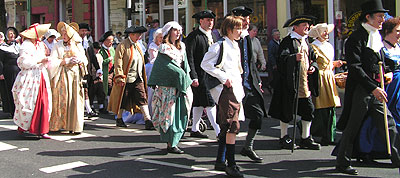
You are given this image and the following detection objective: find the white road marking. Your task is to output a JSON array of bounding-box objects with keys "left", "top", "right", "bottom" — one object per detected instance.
[
  {"left": 18, "top": 148, "right": 29, "bottom": 151},
  {"left": 195, "top": 138, "right": 216, "bottom": 142},
  {"left": 95, "top": 123, "right": 117, "bottom": 127},
  {"left": 119, "top": 128, "right": 143, "bottom": 133},
  {"left": 39, "top": 161, "right": 89, "bottom": 173},
  {"left": 134, "top": 158, "right": 263, "bottom": 178},
  {"left": 65, "top": 140, "right": 75, "bottom": 143},
  {"left": 237, "top": 132, "right": 247, "bottom": 137},
  {"left": 49, "top": 133, "right": 95, "bottom": 141},
  {"left": 181, "top": 142, "right": 199, "bottom": 146},
  {"left": 0, "top": 124, "right": 17, "bottom": 130},
  {"left": 0, "top": 142, "right": 17, "bottom": 151},
  {"left": 119, "top": 148, "right": 159, "bottom": 156},
  {"left": 0, "top": 119, "right": 13, "bottom": 122}
]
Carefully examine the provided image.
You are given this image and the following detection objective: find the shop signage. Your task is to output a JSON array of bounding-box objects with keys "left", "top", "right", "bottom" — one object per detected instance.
[{"left": 135, "top": 3, "right": 144, "bottom": 12}]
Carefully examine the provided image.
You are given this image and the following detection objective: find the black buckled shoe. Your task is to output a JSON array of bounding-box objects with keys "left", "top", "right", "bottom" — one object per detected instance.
[
  {"left": 214, "top": 162, "right": 226, "bottom": 171},
  {"left": 240, "top": 148, "right": 263, "bottom": 163},
  {"left": 88, "top": 111, "right": 98, "bottom": 118},
  {"left": 336, "top": 165, "right": 358, "bottom": 175},
  {"left": 167, "top": 146, "right": 184, "bottom": 154},
  {"left": 299, "top": 136, "right": 321, "bottom": 150},
  {"left": 279, "top": 135, "right": 298, "bottom": 150},
  {"left": 145, "top": 120, "right": 155, "bottom": 130},
  {"left": 116, "top": 118, "right": 127, "bottom": 128},
  {"left": 225, "top": 165, "right": 243, "bottom": 178},
  {"left": 99, "top": 108, "right": 109, "bottom": 114},
  {"left": 190, "top": 131, "right": 208, "bottom": 138}
]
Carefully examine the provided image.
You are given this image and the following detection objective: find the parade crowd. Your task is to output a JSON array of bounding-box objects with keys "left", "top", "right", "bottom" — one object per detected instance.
[{"left": 1, "top": 0, "right": 400, "bottom": 177}]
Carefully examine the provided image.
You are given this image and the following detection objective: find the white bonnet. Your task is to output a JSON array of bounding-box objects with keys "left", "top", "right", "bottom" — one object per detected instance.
[
  {"left": 153, "top": 28, "right": 163, "bottom": 42},
  {"left": 162, "top": 21, "right": 182, "bottom": 37},
  {"left": 44, "top": 29, "right": 61, "bottom": 39},
  {"left": 308, "top": 23, "right": 335, "bottom": 39}
]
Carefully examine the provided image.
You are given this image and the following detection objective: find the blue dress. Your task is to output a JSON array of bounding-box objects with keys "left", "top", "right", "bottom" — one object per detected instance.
[{"left": 384, "top": 43, "right": 400, "bottom": 131}]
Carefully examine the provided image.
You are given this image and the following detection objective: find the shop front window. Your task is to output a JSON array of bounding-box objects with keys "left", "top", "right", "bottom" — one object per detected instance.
[
  {"left": 226, "top": 0, "right": 268, "bottom": 45},
  {"left": 290, "top": 0, "right": 328, "bottom": 24}
]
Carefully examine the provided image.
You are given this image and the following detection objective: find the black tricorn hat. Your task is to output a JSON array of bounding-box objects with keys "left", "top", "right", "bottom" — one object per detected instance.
[
  {"left": 78, "top": 23, "right": 91, "bottom": 31},
  {"left": 124, "top": 26, "right": 147, "bottom": 34},
  {"left": 192, "top": 10, "right": 216, "bottom": 20},
  {"left": 283, "top": 15, "right": 317, "bottom": 28},
  {"left": 231, "top": 6, "right": 253, "bottom": 17},
  {"left": 99, "top": 31, "right": 114, "bottom": 42},
  {"left": 361, "top": 0, "right": 389, "bottom": 16}
]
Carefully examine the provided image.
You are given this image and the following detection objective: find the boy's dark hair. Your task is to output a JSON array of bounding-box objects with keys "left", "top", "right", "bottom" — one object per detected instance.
[{"left": 93, "top": 42, "right": 101, "bottom": 49}]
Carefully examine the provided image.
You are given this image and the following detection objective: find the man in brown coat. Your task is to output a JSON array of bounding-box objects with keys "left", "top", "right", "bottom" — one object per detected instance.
[{"left": 108, "top": 26, "right": 153, "bottom": 129}]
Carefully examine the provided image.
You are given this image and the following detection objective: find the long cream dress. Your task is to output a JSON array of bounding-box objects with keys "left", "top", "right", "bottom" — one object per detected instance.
[{"left": 48, "top": 41, "right": 88, "bottom": 132}]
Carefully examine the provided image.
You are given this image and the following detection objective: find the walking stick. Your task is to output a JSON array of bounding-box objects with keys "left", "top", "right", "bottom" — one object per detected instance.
[
  {"left": 378, "top": 61, "right": 391, "bottom": 155},
  {"left": 291, "top": 47, "right": 302, "bottom": 153}
]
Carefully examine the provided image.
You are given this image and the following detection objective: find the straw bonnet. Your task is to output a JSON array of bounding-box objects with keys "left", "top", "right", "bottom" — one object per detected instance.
[
  {"left": 20, "top": 23, "right": 51, "bottom": 40},
  {"left": 68, "top": 22, "right": 80, "bottom": 32},
  {"left": 308, "top": 23, "right": 335, "bottom": 39},
  {"left": 161, "top": 21, "right": 182, "bottom": 37},
  {"left": 44, "top": 29, "right": 60, "bottom": 39},
  {"left": 57, "top": 22, "right": 81, "bottom": 42}
]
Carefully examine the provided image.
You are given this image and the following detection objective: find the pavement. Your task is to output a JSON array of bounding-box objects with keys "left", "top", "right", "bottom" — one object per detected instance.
[{"left": 0, "top": 89, "right": 399, "bottom": 178}]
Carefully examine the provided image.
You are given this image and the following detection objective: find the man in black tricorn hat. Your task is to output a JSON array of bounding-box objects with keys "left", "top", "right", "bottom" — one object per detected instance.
[
  {"left": 186, "top": 10, "right": 221, "bottom": 139},
  {"left": 335, "top": 0, "right": 400, "bottom": 175},
  {"left": 108, "top": 26, "right": 154, "bottom": 130},
  {"left": 232, "top": 6, "right": 266, "bottom": 163},
  {"left": 269, "top": 14, "right": 321, "bottom": 151}
]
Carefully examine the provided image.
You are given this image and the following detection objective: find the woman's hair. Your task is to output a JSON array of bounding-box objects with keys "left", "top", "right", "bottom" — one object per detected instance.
[
  {"left": 381, "top": 17, "right": 400, "bottom": 38},
  {"left": 220, "top": 15, "right": 243, "bottom": 37},
  {"left": 163, "top": 28, "right": 182, "bottom": 50},
  {"left": 248, "top": 24, "right": 257, "bottom": 31}
]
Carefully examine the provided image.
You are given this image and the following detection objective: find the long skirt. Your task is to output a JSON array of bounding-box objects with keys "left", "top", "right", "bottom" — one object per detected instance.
[
  {"left": 386, "top": 71, "right": 400, "bottom": 131},
  {"left": 311, "top": 107, "right": 336, "bottom": 142},
  {"left": 29, "top": 73, "right": 50, "bottom": 135}
]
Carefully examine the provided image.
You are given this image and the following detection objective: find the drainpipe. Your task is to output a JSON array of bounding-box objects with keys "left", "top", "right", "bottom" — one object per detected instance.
[{"left": 27, "top": 0, "right": 31, "bottom": 26}]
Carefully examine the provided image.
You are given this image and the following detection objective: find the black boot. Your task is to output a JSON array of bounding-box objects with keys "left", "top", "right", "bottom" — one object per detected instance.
[
  {"left": 240, "top": 148, "right": 263, "bottom": 163},
  {"left": 145, "top": 120, "right": 155, "bottom": 130},
  {"left": 116, "top": 118, "right": 127, "bottom": 128}
]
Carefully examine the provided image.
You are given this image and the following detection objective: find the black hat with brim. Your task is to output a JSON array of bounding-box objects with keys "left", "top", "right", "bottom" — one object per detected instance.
[
  {"left": 79, "top": 23, "right": 91, "bottom": 31},
  {"left": 192, "top": 10, "right": 216, "bottom": 20},
  {"left": 6, "top": 27, "right": 19, "bottom": 39},
  {"left": 231, "top": 6, "right": 253, "bottom": 17},
  {"left": 361, "top": 0, "right": 389, "bottom": 17},
  {"left": 283, "top": 15, "right": 317, "bottom": 28},
  {"left": 99, "top": 31, "right": 114, "bottom": 42},
  {"left": 124, "top": 26, "right": 147, "bottom": 34}
]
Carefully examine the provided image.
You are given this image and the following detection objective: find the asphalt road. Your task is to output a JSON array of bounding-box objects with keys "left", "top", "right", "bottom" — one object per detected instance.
[{"left": 0, "top": 89, "right": 399, "bottom": 178}]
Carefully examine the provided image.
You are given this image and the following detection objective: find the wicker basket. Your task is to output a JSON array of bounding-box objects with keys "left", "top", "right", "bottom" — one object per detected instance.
[{"left": 335, "top": 72, "right": 348, "bottom": 89}]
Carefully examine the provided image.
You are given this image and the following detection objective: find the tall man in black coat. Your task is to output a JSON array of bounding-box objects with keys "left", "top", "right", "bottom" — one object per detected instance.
[
  {"left": 232, "top": 6, "right": 266, "bottom": 163},
  {"left": 268, "top": 15, "right": 321, "bottom": 151},
  {"left": 335, "top": 0, "right": 400, "bottom": 175},
  {"left": 186, "top": 10, "right": 220, "bottom": 138}
]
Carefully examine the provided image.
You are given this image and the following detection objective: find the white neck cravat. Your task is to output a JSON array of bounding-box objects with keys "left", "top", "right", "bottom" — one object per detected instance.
[
  {"left": 199, "top": 26, "right": 213, "bottom": 45},
  {"left": 362, "top": 23, "right": 384, "bottom": 53}
]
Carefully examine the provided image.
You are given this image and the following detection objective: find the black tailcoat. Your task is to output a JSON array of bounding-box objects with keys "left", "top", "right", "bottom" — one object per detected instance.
[
  {"left": 268, "top": 35, "right": 319, "bottom": 123},
  {"left": 337, "top": 26, "right": 391, "bottom": 131},
  {"left": 185, "top": 28, "right": 217, "bottom": 107},
  {"left": 238, "top": 35, "right": 266, "bottom": 127}
]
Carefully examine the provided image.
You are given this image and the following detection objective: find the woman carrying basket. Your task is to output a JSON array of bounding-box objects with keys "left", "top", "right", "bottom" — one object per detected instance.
[{"left": 308, "top": 23, "right": 343, "bottom": 146}]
